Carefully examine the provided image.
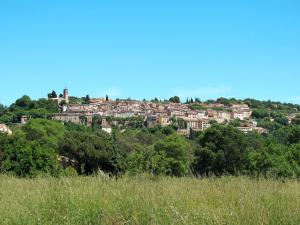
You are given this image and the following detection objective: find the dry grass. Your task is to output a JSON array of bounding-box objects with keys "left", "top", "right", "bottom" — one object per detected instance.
[{"left": 0, "top": 175, "right": 299, "bottom": 225}]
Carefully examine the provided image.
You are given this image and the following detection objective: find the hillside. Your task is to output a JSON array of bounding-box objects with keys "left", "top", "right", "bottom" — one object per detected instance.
[{"left": 1, "top": 95, "right": 300, "bottom": 178}]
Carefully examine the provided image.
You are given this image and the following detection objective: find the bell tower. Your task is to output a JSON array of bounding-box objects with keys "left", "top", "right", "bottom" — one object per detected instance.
[{"left": 63, "top": 86, "right": 69, "bottom": 104}]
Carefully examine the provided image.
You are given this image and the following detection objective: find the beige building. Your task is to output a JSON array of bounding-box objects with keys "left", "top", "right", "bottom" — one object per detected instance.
[
  {"left": 231, "top": 104, "right": 250, "bottom": 111},
  {"left": 231, "top": 111, "right": 245, "bottom": 120},
  {"left": 237, "top": 126, "right": 268, "bottom": 134},
  {"left": 253, "top": 127, "right": 268, "bottom": 134},
  {"left": 158, "top": 116, "right": 171, "bottom": 126},
  {"left": 237, "top": 126, "right": 253, "bottom": 133},
  {"left": 186, "top": 119, "right": 210, "bottom": 131},
  {"left": 217, "top": 111, "right": 231, "bottom": 122},
  {"left": 231, "top": 104, "right": 252, "bottom": 119},
  {"left": 0, "top": 124, "right": 12, "bottom": 135},
  {"left": 21, "top": 116, "right": 30, "bottom": 124},
  {"left": 196, "top": 111, "right": 208, "bottom": 119},
  {"left": 207, "top": 109, "right": 218, "bottom": 119}
]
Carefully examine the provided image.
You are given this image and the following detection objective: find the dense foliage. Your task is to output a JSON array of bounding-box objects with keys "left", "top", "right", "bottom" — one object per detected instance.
[
  {"left": 0, "top": 119, "right": 64, "bottom": 176},
  {"left": 0, "top": 96, "right": 58, "bottom": 124},
  {"left": 0, "top": 119, "right": 300, "bottom": 178}
]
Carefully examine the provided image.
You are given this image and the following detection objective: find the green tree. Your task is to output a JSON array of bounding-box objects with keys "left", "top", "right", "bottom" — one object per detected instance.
[
  {"left": 15, "top": 95, "right": 32, "bottom": 108},
  {"left": 92, "top": 115, "right": 102, "bottom": 129},
  {"left": 252, "top": 108, "right": 270, "bottom": 119},
  {"left": 291, "top": 115, "right": 300, "bottom": 125},
  {"left": 161, "top": 126, "right": 175, "bottom": 136},
  {"left": 192, "top": 147, "right": 216, "bottom": 176},
  {"left": 1, "top": 137, "right": 61, "bottom": 177},
  {"left": 79, "top": 115, "right": 88, "bottom": 125},
  {"left": 21, "top": 119, "right": 65, "bottom": 148},
  {"left": 59, "top": 131, "right": 119, "bottom": 175},
  {"left": 0, "top": 104, "right": 6, "bottom": 117},
  {"left": 83, "top": 95, "right": 90, "bottom": 104},
  {"left": 274, "top": 116, "right": 289, "bottom": 126},
  {"left": 286, "top": 144, "right": 300, "bottom": 177},
  {"left": 287, "top": 125, "right": 300, "bottom": 144},
  {"left": 195, "top": 98, "right": 201, "bottom": 103},
  {"left": 153, "top": 134, "right": 191, "bottom": 176},
  {"left": 0, "top": 119, "right": 65, "bottom": 177},
  {"left": 199, "top": 125, "right": 245, "bottom": 174},
  {"left": 47, "top": 91, "right": 57, "bottom": 99},
  {"left": 169, "top": 96, "right": 180, "bottom": 103}
]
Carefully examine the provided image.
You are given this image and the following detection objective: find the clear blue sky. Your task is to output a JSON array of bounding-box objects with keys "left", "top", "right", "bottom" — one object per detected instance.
[{"left": 0, "top": 0, "right": 299, "bottom": 105}]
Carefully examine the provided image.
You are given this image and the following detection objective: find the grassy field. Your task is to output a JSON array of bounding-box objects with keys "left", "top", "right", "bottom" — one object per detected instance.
[{"left": 0, "top": 175, "right": 299, "bottom": 225}]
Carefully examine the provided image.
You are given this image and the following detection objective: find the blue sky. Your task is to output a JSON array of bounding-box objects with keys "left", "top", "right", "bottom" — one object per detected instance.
[{"left": 0, "top": 0, "right": 299, "bottom": 105}]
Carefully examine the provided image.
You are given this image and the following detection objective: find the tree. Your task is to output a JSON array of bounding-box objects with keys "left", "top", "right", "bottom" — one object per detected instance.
[
  {"left": 79, "top": 115, "right": 88, "bottom": 125},
  {"left": 0, "top": 104, "right": 6, "bottom": 117},
  {"left": 68, "top": 96, "right": 83, "bottom": 104},
  {"left": 171, "top": 117, "right": 187, "bottom": 130},
  {"left": 229, "top": 119, "right": 241, "bottom": 127},
  {"left": 291, "top": 115, "right": 300, "bottom": 125},
  {"left": 199, "top": 125, "right": 245, "bottom": 174},
  {"left": 29, "top": 108, "right": 49, "bottom": 119},
  {"left": 192, "top": 147, "right": 216, "bottom": 176},
  {"left": 106, "top": 94, "right": 109, "bottom": 101},
  {"left": 287, "top": 125, "right": 300, "bottom": 144},
  {"left": 195, "top": 98, "right": 201, "bottom": 103},
  {"left": 35, "top": 98, "right": 59, "bottom": 113},
  {"left": 152, "top": 134, "right": 191, "bottom": 176},
  {"left": 126, "top": 147, "right": 152, "bottom": 175},
  {"left": 169, "top": 96, "right": 180, "bottom": 103},
  {"left": 286, "top": 144, "right": 300, "bottom": 166},
  {"left": 252, "top": 109, "right": 270, "bottom": 119},
  {"left": 21, "top": 119, "right": 65, "bottom": 148},
  {"left": 216, "top": 97, "right": 230, "bottom": 106},
  {"left": 274, "top": 116, "right": 289, "bottom": 126},
  {"left": 84, "top": 95, "right": 90, "bottom": 104},
  {"left": 150, "top": 97, "right": 159, "bottom": 103},
  {"left": 92, "top": 115, "right": 102, "bottom": 129},
  {"left": 51, "top": 91, "right": 57, "bottom": 98},
  {"left": 246, "top": 147, "right": 272, "bottom": 176},
  {"left": 59, "top": 131, "right": 118, "bottom": 175},
  {"left": 0, "top": 119, "right": 65, "bottom": 177},
  {"left": 15, "top": 95, "right": 32, "bottom": 108},
  {"left": 1, "top": 137, "right": 61, "bottom": 177},
  {"left": 161, "top": 126, "right": 175, "bottom": 136},
  {"left": 0, "top": 113, "right": 16, "bottom": 124}
]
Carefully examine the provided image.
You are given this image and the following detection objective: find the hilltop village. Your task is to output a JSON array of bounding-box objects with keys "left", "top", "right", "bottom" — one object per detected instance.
[
  {"left": 1, "top": 87, "right": 300, "bottom": 180},
  {"left": 47, "top": 88, "right": 267, "bottom": 135}
]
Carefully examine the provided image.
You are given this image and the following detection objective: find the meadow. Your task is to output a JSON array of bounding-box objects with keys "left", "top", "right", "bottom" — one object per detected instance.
[{"left": 0, "top": 175, "right": 299, "bottom": 225}]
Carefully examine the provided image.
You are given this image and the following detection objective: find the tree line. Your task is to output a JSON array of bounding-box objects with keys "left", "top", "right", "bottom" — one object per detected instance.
[{"left": 0, "top": 118, "right": 299, "bottom": 178}]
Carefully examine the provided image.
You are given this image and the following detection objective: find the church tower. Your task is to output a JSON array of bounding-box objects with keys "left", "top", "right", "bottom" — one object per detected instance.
[{"left": 63, "top": 87, "right": 69, "bottom": 104}]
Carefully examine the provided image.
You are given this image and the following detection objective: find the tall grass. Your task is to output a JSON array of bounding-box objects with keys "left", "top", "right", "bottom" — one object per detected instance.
[{"left": 0, "top": 175, "right": 299, "bottom": 225}]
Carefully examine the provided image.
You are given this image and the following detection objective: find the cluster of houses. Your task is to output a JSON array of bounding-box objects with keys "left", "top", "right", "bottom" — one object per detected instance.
[
  {"left": 0, "top": 88, "right": 269, "bottom": 136},
  {"left": 50, "top": 88, "right": 267, "bottom": 135}
]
